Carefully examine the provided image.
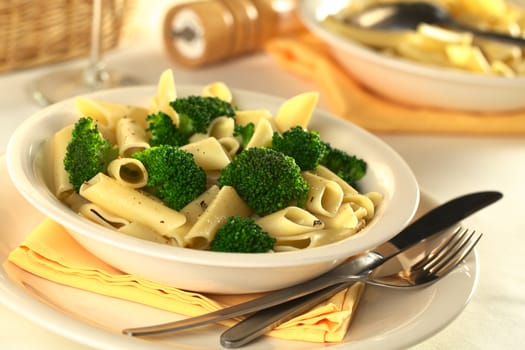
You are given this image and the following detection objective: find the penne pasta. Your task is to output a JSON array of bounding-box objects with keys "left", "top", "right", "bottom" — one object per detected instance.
[
  {"left": 235, "top": 109, "right": 273, "bottom": 127},
  {"left": 184, "top": 186, "right": 252, "bottom": 249},
  {"left": 344, "top": 193, "right": 376, "bottom": 220},
  {"left": 118, "top": 222, "right": 173, "bottom": 245},
  {"left": 115, "top": 117, "right": 150, "bottom": 157},
  {"left": 302, "top": 171, "right": 344, "bottom": 217},
  {"left": 168, "top": 185, "right": 221, "bottom": 246},
  {"left": 273, "top": 227, "right": 359, "bottom": 251},
  {"left": 78, "top": 203, "right": 130, "bottom": 229},
  {"left": 245, "top": 117, "right": 274, "bottom": 149},
  {"left": 79, "top": 173, "right": 186, "bottom": 237},
  {"left": 274, "top": 91, "right": 319, "bottom": 133},
  {"left": 207, "top": 116, "right": 235, "bottom": 139},
  {"left": 315, "top": 202, "right": 359, "bottom": 229},
  {"left": 217, "top": 137, "right": 241, "bottom": 158},
  {"left": 150, "top": 69, "right": 179, "bottom": 125},
  {"left": 256, "top": 206, "right": 324, "bottom": 237},
  {"left": 107, "top": 158, "right": 148, "bottom": 188},
  {"left": 201, "top": 81, "right": 233, "bottom": 102},
  {"left": 75, "top": 97, "right": 149, "bottom": 131},
  {"left": 180, "top": 137, "right": 231, "bottom": 170},
  {"left": 47, "top": 124, "right": 74, "bottom": 199},
  {"left": 313, "top": 165, "right": 359, "bottom": 196}
]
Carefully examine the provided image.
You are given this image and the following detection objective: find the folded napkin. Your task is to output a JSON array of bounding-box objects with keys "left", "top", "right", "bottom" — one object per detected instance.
[
  {"left": 266, "top": 33, "right": 525, "bottom": 135},
  {"left": 4, "top": 218, "right": 363, "bottom": 343}
]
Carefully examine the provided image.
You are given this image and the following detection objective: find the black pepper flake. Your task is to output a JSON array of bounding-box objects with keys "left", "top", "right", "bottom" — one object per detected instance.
[
  {"left": 200, "top": 200, "right": 208, "bottom": 210},
  {"left": 313, "top": 219, "right": 323, "bottom": 226},
  {"left": 160, "top": 220, "right": 165, "bottom": 224}
]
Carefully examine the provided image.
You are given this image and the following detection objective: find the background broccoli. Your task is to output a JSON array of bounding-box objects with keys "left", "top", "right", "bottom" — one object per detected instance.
[
  {"left": 218, "top": 147, "right": 309, "bottom": 216},
  {"left": 320, "top": 143, "right": 367, "bottom": 187},
  {"left": 146, "top": 111, "right": 185, "bottom": 147},
  {"left": 210, "top": 216, "right": 276, "bottom": 253},
  {"left": 64, "top": 117, "right": 118, "bottom": 192},
  {"left": 271, "top": 126, "right": 327, "bottom": 171},
  {"left": 233, "top": 122, "right": 255, "bottom": 151},
  {"left": 132, "top": 145, "right": 207, "bottom": 210},
  {"left": 168, "top": 95, "right": 236, "bottom": 145}
]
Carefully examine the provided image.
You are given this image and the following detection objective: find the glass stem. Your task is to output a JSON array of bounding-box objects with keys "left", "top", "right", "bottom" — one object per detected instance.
[{"left": 84, "top": 0, "right": 108, "bottom": 86}]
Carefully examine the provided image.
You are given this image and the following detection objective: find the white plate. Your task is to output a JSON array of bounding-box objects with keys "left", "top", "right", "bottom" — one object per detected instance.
[{"left": 0, "top": 155, "right": 478, "bottom": 350}]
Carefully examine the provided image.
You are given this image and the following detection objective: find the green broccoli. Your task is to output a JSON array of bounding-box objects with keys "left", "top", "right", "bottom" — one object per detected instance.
[
  {"left": 64, "top": 117, "right": 118, "bottom": 192},
  {"left": 210, "top": 216, "right": 276, "bottom": 253},
  {"left": 132, "top": 145, "right": 207, "bottom": 211},
  {"left": 320, "top": 143, "right": 367, "bottom": 187},
  {"left": 218, "top": 147, "right": 309, "bottom": 216},
  {"left": 169, "top": 95, "right": 236, "bottom": 145},
  {"left": 233, "top": 122, "right": 255, "bottom": 150},
  {"left": 146, "top": 111, "right": 185, "bottom": 147},
  {"left": 271, "top": 126, "right": 327, "bottom": 171}
]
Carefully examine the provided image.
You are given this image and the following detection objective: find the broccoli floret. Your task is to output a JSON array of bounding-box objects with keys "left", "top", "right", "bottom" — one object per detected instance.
[
  {"left": 210, "top": 216, "right": 276, "bottom": 253},
  {"left": 320, "top": 143, "right": 367, "bottom": 187},
  {"left": 64, "top": 117, "right": 118, "bottom": 192},
  {"left": 169, "top": 95, "right": 236, "bottom": 145},
  {"left": 132, "top": 145, "right": 207, "bottom": 210},
  {"left": 271, "top": 126, "right": 328, "bottom": 171},
  {"left": 218, "top": 147, "right": 309, "bottom": 216},
  {"left": 233, "top": 122, "right": 255, "bottom": 150},
  {"left": 146, "top": 111, "right": 185, "bottom": 147}
]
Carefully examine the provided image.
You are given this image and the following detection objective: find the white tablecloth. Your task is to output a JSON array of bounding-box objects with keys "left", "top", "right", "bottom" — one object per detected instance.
[{"left": 1, "top": 14, "right": 524, "bottom": 349}]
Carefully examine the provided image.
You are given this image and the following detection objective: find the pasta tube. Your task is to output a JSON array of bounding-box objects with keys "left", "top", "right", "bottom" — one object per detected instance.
[
  {"left": 256, "top": 206, "right": 324, "bottom": 237},
  {"left": 116, "top": 117, "right": 150, "bottom": 157},
  {"left": 79, "top": 173, "right": 186, "bottom": 236},
  {"left": 274, "top": 92, "right": 319, "bottom": 132},
  {"left": 47, "top": 124, "right": 74, "bottom": 199},
  {"left": 302, "top": 171, "right": 344, "bottom": 217},
  {"left": 180, "top": 137, "right": 231, "bottom": 171},
  {"left": 184, "top": 186, "right": 252, "bottom": 249},
  {"left": 107, "top": 158, "right": 148, "bottom": 188}
]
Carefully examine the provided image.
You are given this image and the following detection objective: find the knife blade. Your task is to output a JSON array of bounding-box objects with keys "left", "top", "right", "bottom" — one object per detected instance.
[
  {"left": 219, "top": 191, "right": 502, "bottom": 348},
  {"left": 123, "top": 191, "right": 502, "bottom": 338}
]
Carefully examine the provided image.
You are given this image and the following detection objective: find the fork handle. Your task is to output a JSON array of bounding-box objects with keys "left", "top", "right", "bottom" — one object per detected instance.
[
  {"left": 123, "top": 275, "right": 348, "bottom": 336},
  {"left": 123, "top": 253, "right": 384, "bottom": 337},
  {"left": 220, "top": 282, "right": 354, "bottom": 348}
]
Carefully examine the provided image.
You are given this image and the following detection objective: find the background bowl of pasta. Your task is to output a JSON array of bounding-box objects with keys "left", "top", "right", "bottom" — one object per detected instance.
[
  {"left": 299, "top": 0, "right": 525, "bottom": 112},
  {"left": 7, "top": 78, "right": 419, "bottom": 294}
]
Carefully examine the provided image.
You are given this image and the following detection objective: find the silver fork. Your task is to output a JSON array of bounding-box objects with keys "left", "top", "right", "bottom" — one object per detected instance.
[
  {"left": 220, "top": 227, "right": 482, "bottom": 348},
  {"left": 123, "top": 227, "right": 480, "bottom": 338},
  {"left": 364, "top": 226, "right": 481, "bottom": 288}
]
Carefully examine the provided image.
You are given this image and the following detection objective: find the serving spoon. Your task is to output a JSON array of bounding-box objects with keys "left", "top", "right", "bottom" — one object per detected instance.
[{"left": 344, "top": 1, "right": 525, "bottom": 46}]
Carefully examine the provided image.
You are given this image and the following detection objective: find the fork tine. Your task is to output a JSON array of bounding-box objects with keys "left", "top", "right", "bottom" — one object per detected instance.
[
  {"left": 423, "top": 227, "right": 471, "bottom": 272},
  {"left": 422, "top": 229, "right": 481, "bottom": 278},
  {"left": 429, "top": 230, "right": 482, "bottom": 276},
  {"left": 410, "top": 226, "right": 464, "bottom": 271}
]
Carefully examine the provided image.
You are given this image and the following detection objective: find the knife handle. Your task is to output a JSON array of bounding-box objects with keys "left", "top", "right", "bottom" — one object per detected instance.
[{"left": 220, "top": 283, "right": 353, "bottom": 348}]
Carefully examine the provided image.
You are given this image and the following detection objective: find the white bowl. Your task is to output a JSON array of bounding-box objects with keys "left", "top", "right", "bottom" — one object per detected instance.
[
  {"left": 298, "top": 0, "right": 525, "bottom": 112},
  {"left": 6, "top": 85, "right": 419, "bottom": 294}
]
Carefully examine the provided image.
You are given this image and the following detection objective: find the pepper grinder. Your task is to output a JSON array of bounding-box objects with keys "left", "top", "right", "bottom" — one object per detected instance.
[{"left": 162, "top": 0, "right": 302, "bottom": 67}]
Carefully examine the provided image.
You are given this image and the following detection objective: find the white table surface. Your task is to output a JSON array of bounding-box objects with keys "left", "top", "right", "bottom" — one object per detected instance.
[{"left": 1, "top": 12, "right": 525, "bottom": 350}]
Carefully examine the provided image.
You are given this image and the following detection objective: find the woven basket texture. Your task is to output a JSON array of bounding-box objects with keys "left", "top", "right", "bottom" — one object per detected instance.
[{"left": 0, "top": 0, "right": 135, "bottom": 72}]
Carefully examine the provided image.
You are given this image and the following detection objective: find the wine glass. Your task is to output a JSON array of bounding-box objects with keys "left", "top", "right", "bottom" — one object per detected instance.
[{"left": 30, "top": 0, "right": 141, "bottom": 106}]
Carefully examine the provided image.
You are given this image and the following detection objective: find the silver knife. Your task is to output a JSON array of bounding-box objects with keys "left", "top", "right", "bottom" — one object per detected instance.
[
  {"left": 219, "top": 191, "right": 502, "bottom": 348},
  {"left": 123, "top": 191, "right": 502, "bottom": 338}
]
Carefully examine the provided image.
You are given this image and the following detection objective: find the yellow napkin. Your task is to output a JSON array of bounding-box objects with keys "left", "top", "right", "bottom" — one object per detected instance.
[
  {"left": 4, "top": 218, "right": 364, "bottom": 343},
  {"left": 266, "top": 33, "right": 525, "bottom": 135}
]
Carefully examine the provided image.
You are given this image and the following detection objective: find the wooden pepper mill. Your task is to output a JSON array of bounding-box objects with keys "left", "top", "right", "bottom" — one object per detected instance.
[{"left": 163, "top": 0, "right": 302, "bottom": 67}]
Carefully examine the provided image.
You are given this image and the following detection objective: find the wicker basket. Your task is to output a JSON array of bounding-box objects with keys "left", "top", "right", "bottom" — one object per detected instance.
[{"left": 0, "top": 0, "right": 135, "bottom": 73}]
